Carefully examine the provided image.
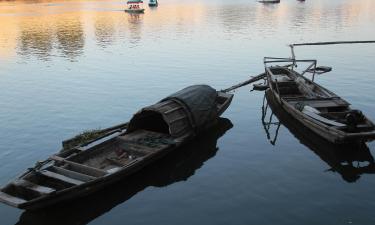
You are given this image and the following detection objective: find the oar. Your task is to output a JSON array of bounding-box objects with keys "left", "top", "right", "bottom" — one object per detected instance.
[{"left": 221, "top": 72, "right": 266, "bottom": 93}]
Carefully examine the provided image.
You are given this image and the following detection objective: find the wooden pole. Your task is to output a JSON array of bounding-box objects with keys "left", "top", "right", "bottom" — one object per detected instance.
[
  {"left": 291, "top": 40, "right": 375, "bottom": 47},
  {"left": 221, "top": 72, "right": 266, "bottom": 93}
]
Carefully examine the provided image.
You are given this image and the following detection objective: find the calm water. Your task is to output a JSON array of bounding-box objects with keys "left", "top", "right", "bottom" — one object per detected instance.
[{"left": 1, "top": 0, "right": 375, "bottom": 224}]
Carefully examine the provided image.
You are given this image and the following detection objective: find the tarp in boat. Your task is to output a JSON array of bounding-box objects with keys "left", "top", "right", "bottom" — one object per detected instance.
[{"left": 126, "top": 85, "right": 218, "bottom": 137}]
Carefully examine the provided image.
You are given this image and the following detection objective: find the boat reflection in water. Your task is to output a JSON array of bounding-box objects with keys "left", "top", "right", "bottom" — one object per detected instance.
[
  {"left": 16, "top": 118, "right": 233, "bottom": 225},
  {"left": 262, "top": 90, "right": 375, "bottom": 183}
]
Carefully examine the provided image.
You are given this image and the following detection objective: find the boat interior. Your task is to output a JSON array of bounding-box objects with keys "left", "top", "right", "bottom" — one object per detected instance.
[
  {"left": 267, "top": 66, "right": 374, "bottom": 132},
  {"left": 0, "top": 112, "right": 176, "bottom": 207}
]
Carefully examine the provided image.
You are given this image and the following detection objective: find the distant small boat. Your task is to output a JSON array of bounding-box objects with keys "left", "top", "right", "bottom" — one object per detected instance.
[
  {"left": 148, "top": 0, "right": 158, "bottom": 7},
  {"left": 125, "top": 0, "right": 145, "bottom": 13},
  {"left": 258, "top": 0, "right": 280, "bottom": 3}
]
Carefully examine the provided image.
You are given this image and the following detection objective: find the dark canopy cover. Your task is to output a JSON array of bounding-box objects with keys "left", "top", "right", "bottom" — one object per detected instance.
[{"left": 161, "top": 85, "right": 218, "bottom": 131}]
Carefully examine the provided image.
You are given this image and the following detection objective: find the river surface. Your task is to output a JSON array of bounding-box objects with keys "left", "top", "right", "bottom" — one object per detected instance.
[{"left": 1, "top": 0, "right": 375, "bottom": 224}]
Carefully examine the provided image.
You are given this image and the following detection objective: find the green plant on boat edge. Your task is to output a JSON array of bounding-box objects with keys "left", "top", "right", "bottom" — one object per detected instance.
[{"left": 62, "top": 129, "right": 104, "bottom": 151}]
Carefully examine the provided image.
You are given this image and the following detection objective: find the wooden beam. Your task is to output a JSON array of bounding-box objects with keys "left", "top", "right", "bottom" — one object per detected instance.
[
  {"left": 49, "top": 166, "right": 96, "bottom": 182},
  {"left": 40, "top": 170, "right": 84, "bottom": 186},
  {"left": 13, "top": 179, "right": 55, "bottom": 195},
  {"left": 0, "top": 191, "right": 26, "bottom": 207},
  {"left": 291, "top": 40, "right": 375, "bottom": 47},
  {"left": 50, "top": 155, "right": 107, "bottom": 177}
]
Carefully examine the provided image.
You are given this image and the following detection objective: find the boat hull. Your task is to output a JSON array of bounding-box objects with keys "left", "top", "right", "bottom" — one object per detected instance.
[
  {"left": 125, "top": 9, "right": 145, "bottom": 13},
  {"left": 0, "top": 87, "right": 233, "bottom": 210},
  {"left": 258, "top": 0, "right": 280, "bottom": 3},
  {"left": 266, "top": 89, "right": 375, "bottom": 144}
]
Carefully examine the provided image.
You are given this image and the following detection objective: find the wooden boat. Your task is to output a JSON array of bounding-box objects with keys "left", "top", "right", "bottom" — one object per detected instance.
[
  {"left": 264, "top": 57, "right": 375, "bottom": 143},
  {"left": 0, "top": 85, "right": 233, "bottom": 210},
  {"left": 262, "top": 91, "right": 375, "bottom": 183},
  {"left": 125, "top": 0, "right": 145, "bottom": 13},
  {"left": 258, "top": 0, "right": 280, "bottom": 3},
  {"left": 17, "top": 118, "right": 233, "bottom": 224},
  {"left": 148, "top": 0, "right": 158, "bottom": 7}
]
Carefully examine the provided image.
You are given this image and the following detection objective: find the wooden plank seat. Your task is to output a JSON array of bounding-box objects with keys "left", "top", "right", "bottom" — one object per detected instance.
[
  {"left": 50, "top": 155, "right": 107, "bottom": 177},
  {"left": 39, "top": 170, "right": 84, "bottom": 186},
  {"left": 48, "top": 166, "right": 96, "bottom": 182},
  {"left": 275, "top": 81, "right": 298, "bottom": 87},
  {"left": 288, "top": 99, "right": 349, "bottom": 108},
  {"left": 0, "top": 191, "right": 27, "bottom": 207},
  {"left": 12, "top": 179, "right": 55, "bottom": 195}
]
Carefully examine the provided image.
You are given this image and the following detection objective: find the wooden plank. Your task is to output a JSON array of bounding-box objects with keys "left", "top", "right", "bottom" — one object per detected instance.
[
  {"left": 119, "top": 143, "right": 159, "bottom": 155},
  {"left": 118, "top": 130, "right": 169, "bottom": 141},
  {"left": 302, "top": 110, "right": 346, "bottom": 127},
  {"left": 289, "top": 99, "right": 349, "bottom": 108},
  {"left": 49, "top": 166, "right": 96, "bottom": 182},
  {"left": 50, "top": 155, "right": 107, "bottom": 177},
  {"left": 40, "top": 170, "right": 84, "bottom": 185},
  {"left": 164, "top": 106, "right": 183, "bottom": 114},
  {"left": 118, "top": 139, "right": 169, "bottom": 153},
  {"left": 13, "top": 179, "right": 55, "bottom": 195},
  {"left": 0, "top": 191, "right": 26, "bottom": 207},
  {"left": 169, "top": 116, "right": 188, "bottom": 124}
]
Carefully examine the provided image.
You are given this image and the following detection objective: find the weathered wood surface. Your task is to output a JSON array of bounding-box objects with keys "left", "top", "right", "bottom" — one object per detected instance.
[
  {"left": 62, "top": 122, "right": 129, "bottom": 150},
  {"left": 50, "top": 155, "right": 108, "bottom": 177},
  {"left": 0, "top": 192, "right": 26, "bottom": 207},
  {"left": 13, "top": 179, "right": 55, "bottom": 195},
  {"left": 40, "top": 170, "right": 84, "bottom": 186}
]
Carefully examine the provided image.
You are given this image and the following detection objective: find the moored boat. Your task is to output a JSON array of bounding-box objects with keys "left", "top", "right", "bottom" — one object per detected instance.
[
  {"left": 148, "top": 0, "right": 158, "bottom": 7},
  {"left": 258, "top": 0, "right": 280, "bottom": 3},
  {"left": 125, "top": 0, "right": 145, "bottom": 13},
  {"left": 0, "top": 85, "right": 233, "bottom": 210},
  {"left": 264, "top": 54, "right": 375, "bottom": 143},
  {"left": 261, "top": 91, "right": 375, "bottom": 183},
  {"left": 17, "top": 118, "right": 233, "bottom": 224}
]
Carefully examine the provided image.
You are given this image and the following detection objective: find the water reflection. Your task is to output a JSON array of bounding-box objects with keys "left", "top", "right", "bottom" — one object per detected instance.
[
  {"left": 18, "top": 18, "right": 54, "bottom": 60},
  {"left": 290, "top": 3, "right": 307, "bottom": 30},
  {"left": 261, "top": 90, "right": 375, "bottom": 183},
  {"left": 16, "top": 118, "right": 233, "bottom": 225},
  {"left": 1, "top": 0, "right": 374, "bottom": 61},
  {"left": 94, "top": 13, "right": 115, "bottom": 48},
  {"left": 16, "top": 14, "right": 85, "bottom": 61},
  {"left": 126, "top": 12, "right": 143, "bottom": 45},
  {"left": 218, "top": 6, "right": 255, "bottom": 35},
  {"left": 55, "top": 17, "right": 84, "bottom": 60}
]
